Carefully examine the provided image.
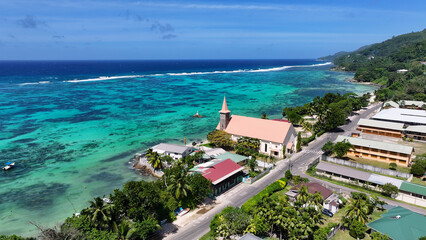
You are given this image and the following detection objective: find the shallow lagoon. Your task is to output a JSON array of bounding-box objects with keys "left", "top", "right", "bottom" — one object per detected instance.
[{"left": 0, "top": 60, "right": 375, "bottom": 236}]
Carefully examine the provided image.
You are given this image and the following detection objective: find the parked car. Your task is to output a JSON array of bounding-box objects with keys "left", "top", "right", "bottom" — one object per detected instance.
[{"left": 322, "top": 209, "right": 334, "bottom": 217}]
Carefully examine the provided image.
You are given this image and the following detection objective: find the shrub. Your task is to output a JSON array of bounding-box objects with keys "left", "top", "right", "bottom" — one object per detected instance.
[
  {"left": 349, "top": 220, "right": 366, "bottom": 239},
  {"left": 389, "top": 163, "right": 397, "bottom": 170},
  {"left": 316, "top": 130, "right": 325, "bottom": 137},
  {"left": 381, "top": 183, "right": 399, "bottom": 197},
  {"left": 285, "top": 169, "right": 293, "bottom": 180},
  {"left": 241, "top": 178, "right": 287, "bottom": 213}
]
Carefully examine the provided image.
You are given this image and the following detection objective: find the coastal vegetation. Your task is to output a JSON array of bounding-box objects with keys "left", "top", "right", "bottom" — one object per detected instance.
[
  {"left": 5, "top": 155, "right": 213, "bottom": 240},
  {"left": 330, "top": 29, "right": 426, "bottom": 102},
  {"left": 282, "top": 92, "right": 370, "bottom": 135}
]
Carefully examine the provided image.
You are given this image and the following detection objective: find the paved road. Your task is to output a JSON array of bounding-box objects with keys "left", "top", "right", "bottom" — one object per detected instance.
[{"left": 164, "top": 102, "right": 425, "bottom": 240}]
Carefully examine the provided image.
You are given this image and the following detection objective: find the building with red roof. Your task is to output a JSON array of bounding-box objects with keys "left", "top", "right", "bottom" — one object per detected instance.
[
  {"left": 216, "top": 97, "right": 297, "bottom": 158},
  {"left": 190, "top": 158, "right": 245, "bottom": 196}
]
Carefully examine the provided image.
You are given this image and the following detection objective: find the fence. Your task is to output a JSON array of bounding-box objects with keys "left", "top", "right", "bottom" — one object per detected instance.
[
  {"left": 322, "top": 155, "right": 412, "bottom": 180},
  {"left": 327, "top": 224, "right": 342, "bottom": 240}
]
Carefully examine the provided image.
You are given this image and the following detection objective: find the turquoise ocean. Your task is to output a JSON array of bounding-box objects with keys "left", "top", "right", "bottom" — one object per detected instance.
[{"left": 0, "top": 60, "right": 376, "bottom": 236}]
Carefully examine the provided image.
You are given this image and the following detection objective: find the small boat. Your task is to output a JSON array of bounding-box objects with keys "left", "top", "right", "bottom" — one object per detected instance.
[
  {"left": 103, "top": 197, "right": 112, "bottom": 204},
  {"left": 193, "top": 111, "right": 203, "bottom": 118},
  {"left": 3, "top": 162, "right": 15, "bottom": 171}
]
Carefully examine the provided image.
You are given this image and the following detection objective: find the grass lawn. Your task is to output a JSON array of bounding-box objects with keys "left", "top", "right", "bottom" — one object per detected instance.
[
  {"left": 331, "top": 230, "right": 371, "bottom": 240},
  {"left": 346, "top": 156, "right": 411, "bottom": 174},
  {"left": 199, "top": 231, "right": 213, "bottom": 240},
  {"left": 411, "top": 176, "right": 426, "bottom": 187},
  {"left": 199, "top": 143, "right": 214, "bottom": 148}
]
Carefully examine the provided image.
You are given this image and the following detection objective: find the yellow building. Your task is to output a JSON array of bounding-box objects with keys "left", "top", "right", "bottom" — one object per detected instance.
[
  {"left": 336, "top": 136, "right": 414, "bottom": 167},
  {"left": 356, "top": 118, "right": 404, "bottom": 138}
]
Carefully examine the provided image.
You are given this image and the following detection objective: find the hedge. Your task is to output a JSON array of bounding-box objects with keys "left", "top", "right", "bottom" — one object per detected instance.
[
  {"left": 241, "top": 178, "right": 287, "bottom": 213},
  {"left": 301, "top": 134, "right": 316, "bottom": 146}
]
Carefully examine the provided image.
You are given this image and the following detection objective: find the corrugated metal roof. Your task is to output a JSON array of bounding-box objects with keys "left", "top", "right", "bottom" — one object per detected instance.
[
  {"left": 399, "top": 182, "right": 426, "bottom": 196},
  {"left": 316, "top": 162, "right": 371, "bottom": 181},
  {"left": 367, "top": 174, "right": 404, "bottom": 188},
  {"left": 405, "top": 125, "right": 426, "bottom": 134},
  {"left": 383, "top": 101, "right": 399, "bottom": 108},
  {"left": 367, "top": 206, "right": 426, "bottom": 240},
  {"left": 335, "top": 135, "right": 413, "bottom": 155},
  {"left": 399, "top": 100, "right": 426, "bottom": 108},
  {"left": 358, "top": 118, "right": 404, "bottom": 131},
  {"left": 372, "top": 108, "right": 426, "bottom": 125},
  {"left": 152, "top": 143, "right": 191, "bottom": 154},
  {"left": 215, "top": 152, "right": 248, "bottom": 163}
]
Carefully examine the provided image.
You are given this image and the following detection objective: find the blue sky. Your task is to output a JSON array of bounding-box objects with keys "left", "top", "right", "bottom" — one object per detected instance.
[{"left": 0, "top": 0, "right": 425, "bottom": 60}]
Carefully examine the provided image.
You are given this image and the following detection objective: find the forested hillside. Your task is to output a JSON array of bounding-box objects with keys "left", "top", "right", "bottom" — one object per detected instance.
[{"left": 329, "top": 29, "right": 426, "bottom": 101}]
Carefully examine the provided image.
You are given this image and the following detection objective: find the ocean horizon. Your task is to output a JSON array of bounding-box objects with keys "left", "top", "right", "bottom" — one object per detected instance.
[{"left": 0, "top": 59, "right": 376, "bottom": 236}]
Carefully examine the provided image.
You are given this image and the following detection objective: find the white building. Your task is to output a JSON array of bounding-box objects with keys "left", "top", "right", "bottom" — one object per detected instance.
[
  {"left": 216, "top": 97, "right": 297, "bottom": 158},
  {"left": 151, "top": 143, "right": 192, "bottom": 160}
]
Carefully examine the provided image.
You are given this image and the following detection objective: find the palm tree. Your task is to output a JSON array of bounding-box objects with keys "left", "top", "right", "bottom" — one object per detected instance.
[
  {"left": 82, "top": 197, "right": 111, "bottom": 229},
  {"left": 296, "top": 186, "right": 310, "bottom": 206},
  {"left": 148, "top": 151, "right": 163, "bottom": 170},
  {"left": 345, "top": 197, "right": 369, "bottom": 224},
  {"left": 311, "top": 192, "right": 324, "bottom": 210},
  {"left": 302, "top": 120, "right": 313, "bottom": 137},
  {"left": 167, "top": 170, "right": 191, "bottom": 200},
  {"left": 112, "top": 220, "right": 136, "bottom": 240}
]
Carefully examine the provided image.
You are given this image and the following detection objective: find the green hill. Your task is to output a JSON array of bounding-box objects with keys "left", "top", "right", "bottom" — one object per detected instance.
[{"left": 325, "top": 29, "right": 426, "bottom": 102}]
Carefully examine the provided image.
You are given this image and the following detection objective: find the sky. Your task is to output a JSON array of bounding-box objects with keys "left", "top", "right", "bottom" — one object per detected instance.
[{"left": 0, "top": 0, "right": 425, "bottom": 60}]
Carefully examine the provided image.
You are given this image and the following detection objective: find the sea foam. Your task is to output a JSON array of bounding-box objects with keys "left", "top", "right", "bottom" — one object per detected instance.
[{"left": 57, "top": 62, "right": 332, "bottom": 83}]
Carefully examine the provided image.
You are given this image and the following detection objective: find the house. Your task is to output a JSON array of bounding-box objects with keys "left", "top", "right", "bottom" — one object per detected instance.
[
  {"left": 151, "top": 143, "right": 192, "bottom": 160},
  {"left": 372, "top": 108, "right": 426, "bottom": 126},
  {"left": 336, "top": 135, "right": 414, "bottom": 167},
  {"left": 286, "top": 182, "right": 340, "bottom": 213},
  {"left": 316, "top": 162, "right": 426, "bottom": 207},
  {"left": 189, "top": 159, "right": 245, "bottom": 196},
  {"left": 217, "top": 97, "right": 297, "bottom": 158},
  {"left": 404, "top": 125, "right": 426, "bottom": 141},
  {"left": 356, "top": 118, "right": 404, "bottom": 138},
  {"left": 367, "top": 206, "right": 426, "bottom": 240}
]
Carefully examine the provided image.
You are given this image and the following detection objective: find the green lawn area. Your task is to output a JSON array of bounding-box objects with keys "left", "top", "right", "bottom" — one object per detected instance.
[
  {"left": 331, "top": 230, "right": 372, "bottom": 240},
  {"left": 346, "top": 156, "right": 410, "bottom": 174},
  {"left": 411, "top": 176, "right": 426, "bottom": 187},
  {"left": 199, "top": 231, "right": 213, "bottom": 240},
  {"left": 199, "top": 143, "right": 214, "bottom": 148}
]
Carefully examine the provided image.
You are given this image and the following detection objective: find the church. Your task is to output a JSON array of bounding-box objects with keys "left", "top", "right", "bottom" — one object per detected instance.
[{"left": 217, "top": 97, "right": 297, "bottom": 158}]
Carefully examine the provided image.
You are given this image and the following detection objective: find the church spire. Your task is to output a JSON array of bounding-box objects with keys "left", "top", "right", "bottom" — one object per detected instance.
[{"left": 219, "top": 96, "right": 231, "bottom": 113}]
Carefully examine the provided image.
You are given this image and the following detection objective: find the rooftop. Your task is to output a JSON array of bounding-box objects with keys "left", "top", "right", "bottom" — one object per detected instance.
[
  {"left": 316, "top": 162, "right": 371, "bottom": 182},
  {"left": 357, "top": 118, "right": 404, "bottom": 131},
  {"left": 152, "top": 143, "right": 191, "bottom": 154},
  {"left": 405, "top": 125, "right": 426, "bottom": 134},
  {"left": 372, "top": 108, "right": 426, "bottom": 125},
  {"left": 399, "top": 182, "right": 426, "bottom": 197},
  {"left": 190, "top": 159, "right": 244, "bottom": 185},
  {"left": 215, "top": 152, "right": 248, "bottom": 163},
  {"left": 383, "top": 101, "right": 399, "bottom": 108},
  {"left": 238, "top": 233, "right": 262, "bottom": 240},
  {"left": 290, "top": 182, "right": 333, "bottom": 200},
  {"left": 399, "top": 100, "right": 426, "bottom": 108},
  {"left": 217, "top": 115, "right": 293, "bottom": 143},
  {"left": 335, "top": 135, "right": 414, "bottom": 155},
  {"left": 367, "top": 206, "right": 426, "bottom": 240}
]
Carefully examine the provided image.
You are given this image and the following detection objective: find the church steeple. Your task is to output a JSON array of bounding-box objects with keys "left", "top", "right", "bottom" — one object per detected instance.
[
  {"left": 220, "top": 96, "right": 231, "bottom": 113},
  {"left": 219, "top": 96, "right": 231, "bottom": 130}
]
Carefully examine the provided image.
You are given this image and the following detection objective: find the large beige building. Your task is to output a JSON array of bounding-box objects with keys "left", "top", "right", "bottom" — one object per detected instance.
[
  {"left": 356, "top": 118, "right": 404, "bottom": 138},
  {"left": 336, "top": 135, "right": 414, "bottom": 167},
  {"left": 217, "top": 97, "right": 296, "bottom": 158}
]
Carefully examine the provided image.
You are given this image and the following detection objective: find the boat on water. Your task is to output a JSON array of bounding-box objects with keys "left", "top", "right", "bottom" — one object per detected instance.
[
  {"left": 3, "top": 162, "right": 15, "bottom": 171},
  {"left": 193, "top": 111, "right": 203, "bottom": 118}
]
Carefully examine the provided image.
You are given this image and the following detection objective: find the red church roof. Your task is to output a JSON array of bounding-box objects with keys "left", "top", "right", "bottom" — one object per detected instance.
[{"left": 202, "top": 159, "right": 244, "bottom": 185}]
